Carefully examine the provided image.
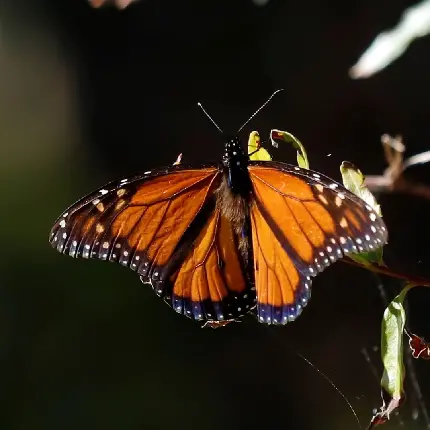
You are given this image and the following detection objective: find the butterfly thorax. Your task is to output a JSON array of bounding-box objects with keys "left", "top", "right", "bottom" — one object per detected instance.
[{"left": 222, "top": 136, "right": 251, "bottom": 196}]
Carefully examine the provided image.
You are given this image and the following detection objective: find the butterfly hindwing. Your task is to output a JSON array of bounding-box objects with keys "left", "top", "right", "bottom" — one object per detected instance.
[
  {"left": 157, "top": 208, "right": 255, "bottom": 321},
  {"left": 248, "top": 161, "right": 388, "bottom": 325}
]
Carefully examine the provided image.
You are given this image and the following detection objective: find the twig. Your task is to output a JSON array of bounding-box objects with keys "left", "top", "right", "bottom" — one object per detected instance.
[
  {"left": 364, "top": 134, "right": 430, "bottom": 200},
  {"left": 342, "top": 257, "right": 430, "bottom": 287}
]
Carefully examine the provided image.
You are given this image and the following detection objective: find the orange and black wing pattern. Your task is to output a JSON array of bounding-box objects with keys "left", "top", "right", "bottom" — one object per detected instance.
[
  {"left": 49, "top": 165, "right": 255, "bottom": 322},
  {"left": 248, "top": 161, "right": 388, "bottom": 325},
  {"left": 159, "top": 207, "right": 255, "bottom": 321}
]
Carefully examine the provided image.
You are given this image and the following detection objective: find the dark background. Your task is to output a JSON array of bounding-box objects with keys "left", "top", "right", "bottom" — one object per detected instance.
[{"left": 2, "top": 0, "right": 430, "bottom": 429}]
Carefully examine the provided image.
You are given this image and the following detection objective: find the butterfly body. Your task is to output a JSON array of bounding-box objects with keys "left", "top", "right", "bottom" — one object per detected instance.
[{"left": 50, "top": 135, "right": 388, "bottom": 325}]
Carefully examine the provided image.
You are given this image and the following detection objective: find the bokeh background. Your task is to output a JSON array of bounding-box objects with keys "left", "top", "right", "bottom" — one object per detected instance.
[{"left": 2, "top": 0, "right": 430, "bottom": 429}]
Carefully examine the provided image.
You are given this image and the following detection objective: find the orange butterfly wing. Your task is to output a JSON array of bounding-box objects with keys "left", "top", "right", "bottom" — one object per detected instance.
[
  {"left": 248, "top": 162, "right": 388, "bottom": 325},
  {"left": 163, "top": 208, "right": 255, "bottom": 320},
  {"left": 50, "top": 165, "right": 254, "bottom": 321}
]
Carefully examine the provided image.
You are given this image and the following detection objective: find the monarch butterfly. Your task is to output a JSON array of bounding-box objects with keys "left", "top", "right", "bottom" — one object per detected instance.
[{"left": 49, "top": 125, "right": 388, "bottom": 325}]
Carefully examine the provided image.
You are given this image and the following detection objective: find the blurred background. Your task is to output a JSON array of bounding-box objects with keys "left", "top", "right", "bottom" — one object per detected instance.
[{"left": 2, "top": 0, "right": 430, "bottom": 429}]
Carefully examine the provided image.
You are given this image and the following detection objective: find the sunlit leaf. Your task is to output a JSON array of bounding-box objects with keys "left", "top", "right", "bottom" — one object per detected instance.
[
  {"left": 368, "top": 285, "right": 412, "bottom": 428},
  {"left": 348, "top": 250, "right": 385, "bottom": 267},
  {"left": 173, "top": 153, "right": 183, "bottom": 166},
  {"left": 248, "top": 131, "right": 272, "bottom": 161},
  {"left": 270, "top": 129, "right": 309, "bottom": 169},
  {"left": 340, "top": 161, "right": 382, "bottom": 216},
  {"left": 381, "top": 286, "right": 410, "bottom": 398}
]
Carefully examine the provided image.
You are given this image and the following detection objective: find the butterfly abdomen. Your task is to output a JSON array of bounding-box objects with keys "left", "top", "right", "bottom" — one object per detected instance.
[
  {"left": 215, "top": 177, "right": 248, "bottom": 239},
  {"left": 214, "top": 174, "right": 253, "bottom": 293}
]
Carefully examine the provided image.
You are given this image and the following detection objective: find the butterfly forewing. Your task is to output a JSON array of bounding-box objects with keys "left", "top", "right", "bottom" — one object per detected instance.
[
  {"left": 248, "top": 162, "right": 388, "bottom": 325},
  {"left": 50, "top": 166, "right": 219, "bottom": 261}
]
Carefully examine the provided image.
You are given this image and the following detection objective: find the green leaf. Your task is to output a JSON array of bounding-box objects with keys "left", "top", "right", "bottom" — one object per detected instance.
[
  {"left": 340, "top": 161, "right": 382, "bottom": 216},
  {"left": 270, "top": 129, "right": 309, "bottom": 169},
  {"left": 348, "top": 248, "right": 385, "bottom": 266},
  {"left": 369, "top": 285, "right": 413, "bottom": 427},
  {"left": 247, "top": 131, "right": 272, "bottom": 161},
  {"left": 381, "top": 286, "right": 411, "bottom": 403}
]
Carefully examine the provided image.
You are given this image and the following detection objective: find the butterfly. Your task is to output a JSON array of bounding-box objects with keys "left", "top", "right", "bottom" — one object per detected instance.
[{"left": 49, "top": 131, "right": 388, "bottom": 325}]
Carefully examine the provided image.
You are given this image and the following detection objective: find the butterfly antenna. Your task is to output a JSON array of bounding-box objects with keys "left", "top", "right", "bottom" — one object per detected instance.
[
  {"left": 197, "top": 102, "right": 223, "bottom": 133},
  {"left": 237, "top": 89, "right": 284, "bottom": 133}
]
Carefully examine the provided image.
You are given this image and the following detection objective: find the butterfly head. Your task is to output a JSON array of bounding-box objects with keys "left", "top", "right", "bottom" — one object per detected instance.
[{"left": 222, "top": 136, "right": 248, "bottom": 169}]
